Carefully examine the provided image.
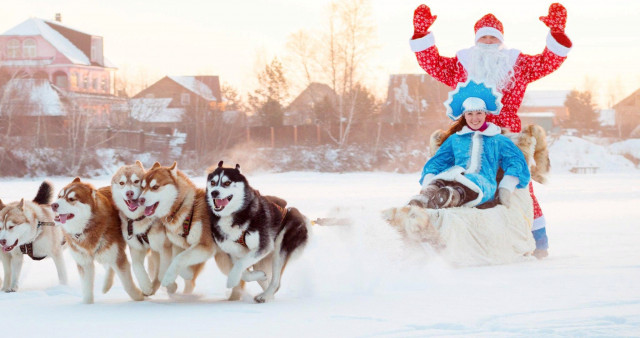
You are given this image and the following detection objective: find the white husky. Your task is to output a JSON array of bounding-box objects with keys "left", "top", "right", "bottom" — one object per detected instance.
[
  {"left": 110, "top": 161, "right": 173, "bottom": 295},
  {"left": 0, "top": 181, "right": 67, "bottom": 292}
]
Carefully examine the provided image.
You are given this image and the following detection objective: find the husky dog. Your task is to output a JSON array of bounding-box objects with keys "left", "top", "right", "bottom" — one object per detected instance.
[
  {"left": 111, "top": 161, "right": 172, "bottom": 296},
  {"left": 52, "top": 178, "right": 143, "bottom": 304},
  {"left": 206, "top": 161, "right": 310, "bottom": 303},
  {"left": 0, "top": 181, "right": 67, "bottom": 292},
  {"left": 138, "top": 162, "right": 214, "bottom": 294}
]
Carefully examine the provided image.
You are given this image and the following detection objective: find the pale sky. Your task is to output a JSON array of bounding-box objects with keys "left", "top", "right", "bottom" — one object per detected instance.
[{"left": 3, "top": 0, "right": 640, "bottom": 108}]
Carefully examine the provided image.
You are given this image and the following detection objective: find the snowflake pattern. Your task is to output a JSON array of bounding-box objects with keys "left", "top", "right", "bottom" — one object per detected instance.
[
  {"left": 539, "top": 3, "right": 567, "bottom": 33},
  {"left": 413, "top": 5, "right": 436, "bottom": 35}
]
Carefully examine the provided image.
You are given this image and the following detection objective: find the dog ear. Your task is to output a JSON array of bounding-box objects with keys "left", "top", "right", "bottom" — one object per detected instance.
[
  {"left": 151, "top": 162, "right": 161, "bottom": 170},
  {"left": 135, "top": 160, "right": 145, "bottom": 170},
  {"left": 218, "top": 160, "right": 224, "bottom": 168},
  {"left": 381, "top": 208, "right": 396, "bottom": 222},
  {"left": 18, "top": 198, "right": 24, "bottom": 211},
  {"left": 169, "top": 161, "right": 178, "bottom": 176},
  {"left": 0, "top": 199, "right": 4, "bottom": 210},
  {"left": 72, "top": 177, "right": 81, "bottom": 183},
  {"left": 235, "top": 163, "right": 241, "bottom": 172}
]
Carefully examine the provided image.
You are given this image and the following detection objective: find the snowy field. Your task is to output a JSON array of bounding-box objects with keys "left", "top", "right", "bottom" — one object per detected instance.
[{"left": 1, "top": 168, "right": 639, "bottom": 337}]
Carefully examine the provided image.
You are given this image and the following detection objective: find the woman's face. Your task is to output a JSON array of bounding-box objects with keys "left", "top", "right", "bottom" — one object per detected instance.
[{"left": 464, "top": 110, "right": 487, "bottom": 130}]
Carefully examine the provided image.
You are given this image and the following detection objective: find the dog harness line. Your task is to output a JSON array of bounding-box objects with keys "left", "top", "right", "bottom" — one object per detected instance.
[
  {"left": 19, "top": 242, "right": 47, "bottom": 261},
  {"left": 181, "top": 206, "right": 195, "bottom": 238},
  {"left": 234, "top": 203, "right": 289, "bottom": 249},
  {"left": 127, "top": 215, "right": 150, "bottom": 245}
]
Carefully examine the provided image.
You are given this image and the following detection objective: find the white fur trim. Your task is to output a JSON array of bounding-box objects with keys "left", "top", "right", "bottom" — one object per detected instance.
[
  {"left": 457, "top": 123, "right": 501, "bottom": 136},
  {"left": 466, "top": 132, "right": 483, "bottom": 173},
  {"left": 475, "top": 27, "right": 504, "bottom": 43},
  {"left": 462, "top": 97, "right": 487, "bottom": 112},
  {"left": 432, "top": 166, "right": 484, "bottom": 207},
  {"left": 532, "top": 215, "right": 546, "bottom": 231},
  {"left": 421, "top": 174, "right": 435, "bottom": 189},
  {"left": 499, "top": 175, "right": 519, "bottom": 192},
  {"left": 410, "top": 33, "right": 435, "bottom": 52},
  {"left": 456, "top": 47, "right": 520, "bottom": 74},
  {"left": 546, "top": 32, "right": 571, "bottom": 57}
]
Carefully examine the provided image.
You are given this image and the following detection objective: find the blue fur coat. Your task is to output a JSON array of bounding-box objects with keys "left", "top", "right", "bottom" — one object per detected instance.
[{"left": 419, "top": 123, "right": 530, "bottom": 206}]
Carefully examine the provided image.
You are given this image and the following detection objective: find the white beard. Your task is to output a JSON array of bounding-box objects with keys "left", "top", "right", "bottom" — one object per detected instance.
[{"left": 467, "top": 43, "right": 515, "bottom": 91}]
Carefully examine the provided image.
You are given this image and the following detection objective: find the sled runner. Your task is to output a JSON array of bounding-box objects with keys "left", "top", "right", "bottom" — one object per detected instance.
[{"left": 384, "top": 124, "right": 549, "bottom": 266}]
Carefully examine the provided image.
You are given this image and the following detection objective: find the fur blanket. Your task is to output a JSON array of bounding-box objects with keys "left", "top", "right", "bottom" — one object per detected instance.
[{"left": 384, "top": 124, "right": 549, "bottom": 266}]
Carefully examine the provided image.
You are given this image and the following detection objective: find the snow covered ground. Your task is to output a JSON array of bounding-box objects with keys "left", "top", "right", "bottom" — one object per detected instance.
[{"left": 1, "top": 169, "right": 639, "bottom": 337}]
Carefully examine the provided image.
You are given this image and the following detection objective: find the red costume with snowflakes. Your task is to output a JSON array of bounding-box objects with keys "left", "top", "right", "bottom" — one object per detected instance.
[{"left": 410, "top": 3, "right": 572, "bottom": 253}]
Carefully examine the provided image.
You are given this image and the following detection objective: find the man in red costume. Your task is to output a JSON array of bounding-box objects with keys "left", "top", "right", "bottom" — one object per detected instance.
[{"left": 410, "top": 3, "right": 572, "bottom": 258}]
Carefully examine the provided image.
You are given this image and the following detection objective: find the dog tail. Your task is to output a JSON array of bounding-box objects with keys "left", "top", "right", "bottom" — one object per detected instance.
[{"left": 33, "top": 181, "right": 54, "bottom": 205}]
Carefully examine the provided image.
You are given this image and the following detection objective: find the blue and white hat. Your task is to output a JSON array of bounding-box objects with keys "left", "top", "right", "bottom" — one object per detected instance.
[{"left": 443, "top": 80, "right": 503, "bottom": 120}]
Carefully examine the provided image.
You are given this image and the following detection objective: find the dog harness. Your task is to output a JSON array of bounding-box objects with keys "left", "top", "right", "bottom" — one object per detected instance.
[
  {"left": 19, "top": 242, "right": 47, "bottom": 261},
  {"left": 18, "top": 220, "right": 57, "bottom": 260},
  {"left": 126, "top": 215, "right": 150, "bottom": 245},
  {"left": 181, "top": 206, "right": 195, "bottom": 238},
  {"left": 234, "top": 203, "right": 289, "bottom": 249}
]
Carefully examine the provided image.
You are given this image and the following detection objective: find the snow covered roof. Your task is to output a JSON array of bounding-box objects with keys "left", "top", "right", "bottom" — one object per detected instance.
[
  {"left": 0, "top": 79, "right": 64, "bottom": 116},
  {"left": 168, "top": 76, "right": 217, "bottom": 101},
  {"left": 129, "top": 98, "right": 184, "bottom": 123},
  {"left": 519, "top": 112, "right": 555, "bottom": 118},
  {"left": 2, "top": 18, "right": 91, "bottom": 65},
  {"left": 521, "top": 90, "right": 570, "bottom": 107}
]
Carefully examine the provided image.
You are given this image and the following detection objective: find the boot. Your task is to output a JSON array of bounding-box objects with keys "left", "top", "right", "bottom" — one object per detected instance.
[{"left": 433, "top": 186, "right": 466, "bottom": 209}]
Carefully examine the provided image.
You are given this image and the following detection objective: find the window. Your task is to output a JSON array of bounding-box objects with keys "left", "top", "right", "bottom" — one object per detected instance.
[
  {"left": 92, "top": 78, "right": 98, "bottom": 90},
  {"left": 7, "top": 39, "right": 19, "bottom": 58},
  {"left": 22, "top": 39, "right": 36, "bottom": 58},
  {"left": 101, "top": 77, "right": 107, "bottom": 92},
  {"left": 181, "top": 93, "right": 190, "bottom": 105},
  {"left": 83, "top": 75, "right": 89, "bottom": 89},
  {"left": 70, "top": 72, "right": 78, "bottom": 87},
  {"left": 54, "top": 72, "right": 68, "bottom": 89}
]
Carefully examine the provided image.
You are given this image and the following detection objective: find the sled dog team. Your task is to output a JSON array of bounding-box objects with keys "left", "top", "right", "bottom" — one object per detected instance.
[{"left": 0, "top": 161, "right": 310, "bottom": 304}]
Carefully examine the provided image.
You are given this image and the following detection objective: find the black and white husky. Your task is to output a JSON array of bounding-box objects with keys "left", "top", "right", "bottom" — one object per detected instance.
[{"left": 205, "top": 161, "right": 310, "bottom": 303}]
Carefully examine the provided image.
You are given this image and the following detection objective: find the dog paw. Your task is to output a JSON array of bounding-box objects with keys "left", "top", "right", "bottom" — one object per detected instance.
[
  {"left": 150, "top": 279, "right": 161, "bottom": 295},
  {"left": 166, "top": 282, "right": 178, "bottom": 294},
  {"left": 254, "top": 292, "right": 274, "bottom": 303},
  {"left": 228, "top": 286, "right": 243, "bottom": 301},
  {"left": 4, "top": 288, "right": 16, "bottom": 293},
  {"left": 242, "top": 270, "right": 267, "bottom": 282},
  {"left": 161, "top": 272, "right": 178, "bottom": 288}
]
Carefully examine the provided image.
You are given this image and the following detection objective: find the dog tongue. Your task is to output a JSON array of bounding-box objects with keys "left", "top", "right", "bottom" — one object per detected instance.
[
  {"left": 127, "top": 199, "right": 139, "bottom": 211},
  {"left": 215, "top": 198, "right": 230, "bottom": 208},
  {"left": 59, "top": 214, "right": 68, "bottom": 224}
]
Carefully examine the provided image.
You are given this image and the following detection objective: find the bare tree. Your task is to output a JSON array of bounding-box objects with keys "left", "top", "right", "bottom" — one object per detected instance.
[{"left": 315, "top": 0, "right": 379, "bottom": 147}]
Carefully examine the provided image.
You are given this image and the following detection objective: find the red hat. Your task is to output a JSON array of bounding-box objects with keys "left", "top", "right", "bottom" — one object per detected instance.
[{"left": 474, "top": 14, "right": 504, "bottom": 43}]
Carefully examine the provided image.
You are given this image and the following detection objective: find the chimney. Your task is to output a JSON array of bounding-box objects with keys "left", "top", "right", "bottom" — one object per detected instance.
[{"left": 55, "top": 13, "right": 62, "bottom": 22}]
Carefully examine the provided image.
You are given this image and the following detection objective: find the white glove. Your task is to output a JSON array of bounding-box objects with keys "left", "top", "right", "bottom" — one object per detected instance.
[{"left": 499, "top": 188, "right": 511, "bottom": 207}]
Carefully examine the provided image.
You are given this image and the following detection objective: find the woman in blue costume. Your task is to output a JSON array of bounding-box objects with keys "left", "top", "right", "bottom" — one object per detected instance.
[{"left": 410, "top": 81, "right": 530, "bottom": 209}]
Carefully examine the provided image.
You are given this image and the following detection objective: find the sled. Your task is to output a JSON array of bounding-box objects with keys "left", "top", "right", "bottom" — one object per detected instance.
[{"left": 383, "top": 124, "right": 549, "bottom": 266}]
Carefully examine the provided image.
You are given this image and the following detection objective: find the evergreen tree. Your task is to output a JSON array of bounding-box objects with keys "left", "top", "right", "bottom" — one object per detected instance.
[
  {"left": 248, "top": 58, "right": 289, "bottom": 127},
  {"left": 564, "top": 90, "right": 599, "bottom": 132}
]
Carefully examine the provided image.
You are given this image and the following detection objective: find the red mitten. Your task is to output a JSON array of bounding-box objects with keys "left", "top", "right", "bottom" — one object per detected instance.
[
  {"left": 539, "top": 3, "right": 567, "bottom": 33},
  {"left": 413, "top": 4, "right": 437, "bottom": 39}
]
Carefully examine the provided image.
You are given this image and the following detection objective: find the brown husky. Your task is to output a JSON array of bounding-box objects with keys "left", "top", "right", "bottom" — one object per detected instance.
[{"left": 52, "top": 177, "right": 143, "bottom": 304}]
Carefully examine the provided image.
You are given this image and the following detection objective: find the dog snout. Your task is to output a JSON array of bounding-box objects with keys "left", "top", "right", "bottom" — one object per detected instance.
[
  {"left": 51, "top": 203, "right": 59, "bottom": 212},
  {"left": 0, "top": 239, "right": 6, "bottom": 246},
  {"left": 139, "top": 197, "right": 146, "bottom": 205},
  {"left": 126, "top": 190, "right": 134, "bottom": 199},
  {"left": 211, "top": 190, "right": 220, "bottom": 198}
]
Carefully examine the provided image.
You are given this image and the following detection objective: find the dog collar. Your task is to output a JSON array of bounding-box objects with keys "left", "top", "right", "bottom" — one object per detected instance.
[{"left": 37, "top": 221, "right": 56, "bottom": 227}]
